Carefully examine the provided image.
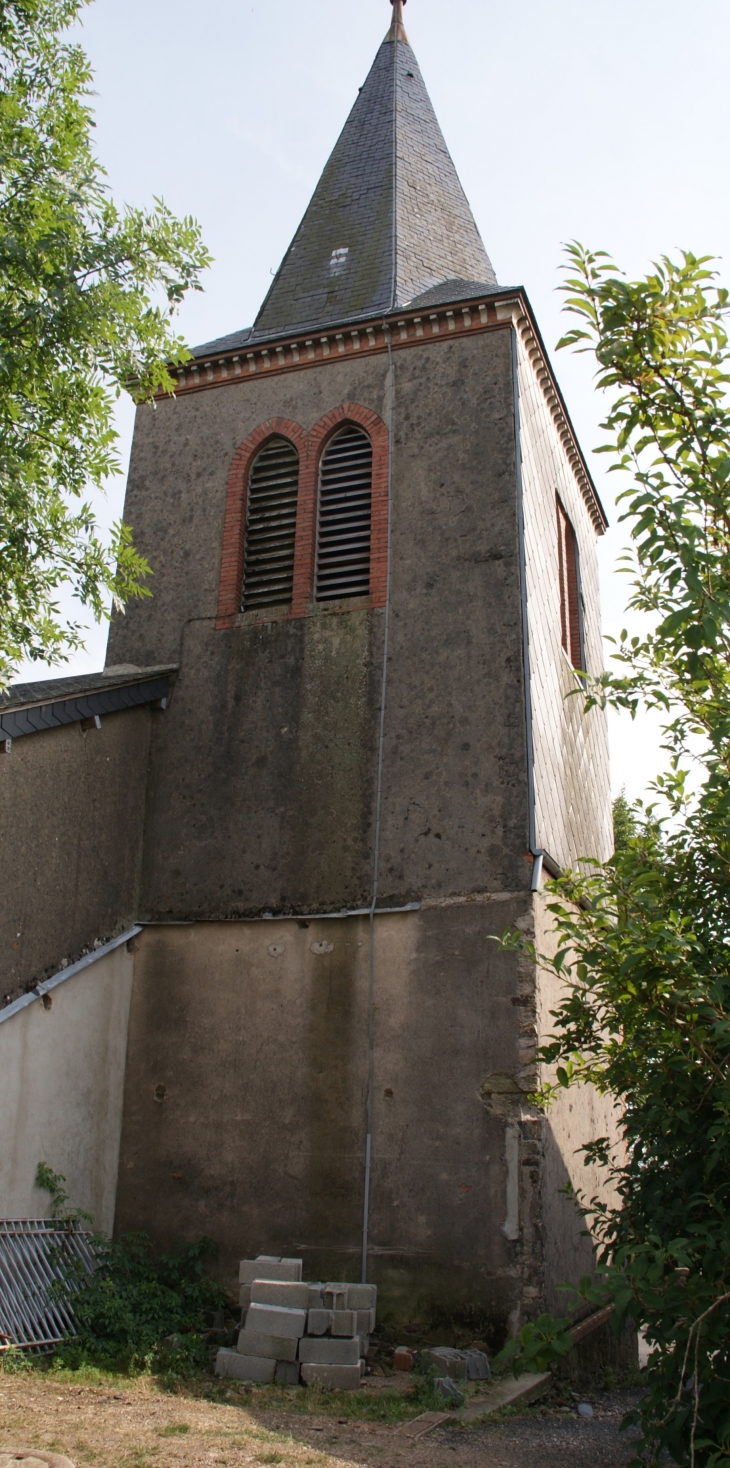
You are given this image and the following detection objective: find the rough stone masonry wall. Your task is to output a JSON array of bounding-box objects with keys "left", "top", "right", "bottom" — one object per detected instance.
[
  {"left": 106, "top": 329, "right": 530, "bottom": 919},
  {"left": 107, "top": 324, "right": 606, "bottom": 1338},
  {"left": 115, "top": 901, "right": 550, "bottom": 1344},
  {"left": 0, "top": 709, "right": 151, "bottom": 1004}
]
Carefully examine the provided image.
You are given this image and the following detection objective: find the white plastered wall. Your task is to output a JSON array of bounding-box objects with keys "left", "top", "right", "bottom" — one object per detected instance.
[
  {"left": 510, "top": 309, "right": 612, "bottom": 868},
  {"left": 0, "top": 941, "right": 134, "bottom": 1233}
]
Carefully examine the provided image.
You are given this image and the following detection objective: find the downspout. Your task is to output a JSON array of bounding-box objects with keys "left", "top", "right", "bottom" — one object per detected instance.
[{"left": 511, "top": 326, "right": 561, "bottom": 891}]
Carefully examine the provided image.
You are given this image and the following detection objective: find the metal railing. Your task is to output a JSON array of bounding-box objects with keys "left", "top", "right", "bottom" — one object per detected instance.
[{"left": 0, "top": 1220, "right": 97, "bottom": 1353}]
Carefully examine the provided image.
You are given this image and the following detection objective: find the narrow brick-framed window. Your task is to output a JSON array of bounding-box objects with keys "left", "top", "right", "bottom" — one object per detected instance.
[
  {"left": 241, "top": 435, "right": 300, "bottom": 610},
  {"left": 315, "top": 424, "right": 373, "bottom": 601},
  {"left": 556, "top": 495, "right": 583, "bottom": 669},
  {"left": 216, "top": 417, "right": 308, "bottom": 628},
  {"left": 300, "top": 404, "right": 388, "bottom": 614}
]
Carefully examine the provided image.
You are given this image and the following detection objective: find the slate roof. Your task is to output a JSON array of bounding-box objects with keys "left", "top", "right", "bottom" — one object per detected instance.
[
  {"left": 0, "top": 665, "right": 175, "bottom": 712},
  {"left": 191, "top": 327, "right": 252, "bottom": 360},
  {"left": 193, "top": 26, "right": 497, "bottom": 355},
  {"left": 407, "top": 278, "right": 505, "bottom": 309}
]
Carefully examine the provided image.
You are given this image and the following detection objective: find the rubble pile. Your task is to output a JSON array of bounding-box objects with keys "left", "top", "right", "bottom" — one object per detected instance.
[{"left": 215, "top": 1255, "right": 376, "bottom": 1390}]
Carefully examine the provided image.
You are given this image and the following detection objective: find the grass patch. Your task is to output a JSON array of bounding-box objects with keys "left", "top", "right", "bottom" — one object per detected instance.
[
  {"left": 197, "top": 1378, "right": 445, "bottom": 1424},
  {"left": 156, "top": 1422, "right": 191, "bottom": 1436}
]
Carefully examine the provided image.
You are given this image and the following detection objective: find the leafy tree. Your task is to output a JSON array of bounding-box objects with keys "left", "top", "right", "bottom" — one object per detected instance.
[
  {"left": 0, "top": 0, "right": 211, "bottom": 687},
  {"left": 612, "top": 787, "right": 638, "bottom": 852},
  {"left": 496, "top": 248, "right": 730, "bottom": 1467}
]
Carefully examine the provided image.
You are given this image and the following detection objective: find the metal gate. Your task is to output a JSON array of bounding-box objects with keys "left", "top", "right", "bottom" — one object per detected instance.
[{"left": 0, "top": 1220, "right": 97, "bottom": 1353}]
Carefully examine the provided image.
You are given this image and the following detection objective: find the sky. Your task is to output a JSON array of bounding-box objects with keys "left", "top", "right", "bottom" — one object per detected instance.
[{"left": 22, "top": 0, "right": 730, "bottom": 800}]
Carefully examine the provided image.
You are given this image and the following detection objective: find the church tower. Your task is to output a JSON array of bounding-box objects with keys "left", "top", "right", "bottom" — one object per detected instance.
[{"left": 1, "top": 1, "right": 613, "bottom": 1343}]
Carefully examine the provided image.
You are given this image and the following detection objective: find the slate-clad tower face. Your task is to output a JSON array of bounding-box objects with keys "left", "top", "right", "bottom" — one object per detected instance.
[{"left": 106, "top": 1, "right": 615, "bottom": 1339}]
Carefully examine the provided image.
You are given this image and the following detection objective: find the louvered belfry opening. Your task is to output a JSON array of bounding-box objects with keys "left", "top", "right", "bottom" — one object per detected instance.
[
  {"left": 315, "top": 425, "right": 373, "bottom": 602},
  {"left": 242, "top": 436, "right": 300, "bottom": 610}
]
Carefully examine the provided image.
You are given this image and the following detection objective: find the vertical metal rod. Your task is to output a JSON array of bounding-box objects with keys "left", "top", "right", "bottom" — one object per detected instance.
[
  {"left": 362, "top": 22, "right": 399, "bottom": 1285},
  {"left": 361, "top": 317, "right": 396, "bottom": 1285}
]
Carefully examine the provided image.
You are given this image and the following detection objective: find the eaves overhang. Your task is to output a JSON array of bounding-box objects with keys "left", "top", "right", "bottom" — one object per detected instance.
[
  {"left": 0, "top": 665, "right": 177, "bottom": 746},
  {"left": 167, "top": 285, "right": 606, "bottom": 536}
]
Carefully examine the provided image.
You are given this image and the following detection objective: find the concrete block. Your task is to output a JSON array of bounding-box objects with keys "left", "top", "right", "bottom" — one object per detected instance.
[
  {"left": 239, "top": 1258, "right": 302, "bottom": 1285},
  {"left": 246, "top": 1302, "right": 307, "bottom": 1340},
  {"left": 237, "top": 1329, "right": 298, "bottom": 1362},
  {"left": 307, "top": 1309, "right": 333, "bottom": 1336},
  {"left": 358, "top": 1334, "right": 369, "bottom": 1357},
  {"left": 394, "top": 1346, "right": 414, "bottom": 1371},
  {"left": 323, "top": 1284, "right": 347, "bottom": 1311},
  {"left": 332, "top": 1310, "right": 356, "bottom": 1336},
  {"left": 300, "top": 1362, "right": 363, "bottom": 1391},
  {"left": 215, "top": 1348, "right": 238, "bottom": 1378},
  {"left": 299, "top": 1336, "right": 360, "bottom": 1366},
  {"left": 215, "top": 1349, "right": 275, "bottom": 1384},
  {"left": 275, "top": 1360, "right": 300, "bottom": 1385},
  {"left": 355, "top": 1308, "right": 376, "bottom": 1334},
  {"left": 307, "top": 1284, "right": 325, "bottom": 1309},
  {"left": 346, "top": 1284, "right": 377, "bottom": 1310},
  {"left": 464, "top": 1349, "right": 490, "bottom": 1380},
  {"left": 434, "top": 1376, "right": 465, "bottom": 1406},
  {"left": 239, "top": 1285, "right": 251, "bottom": 1310},
  {"left": 422, "top": 1348, "right": 468, "bottom": 1381},
  {"left": 251, "top": 1279, "right": 310, "bottom": 1310}
]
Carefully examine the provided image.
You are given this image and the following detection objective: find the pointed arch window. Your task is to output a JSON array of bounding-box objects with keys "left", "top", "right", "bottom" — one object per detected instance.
[
  {"left": 242, "top": 436, "right": 300, "bottom": 610},
  {"left": 556, "top": 495, "right": 583, "bottom": 669},
  {"left": 315, "top": 424, "right": 373, "bottom": 602}
]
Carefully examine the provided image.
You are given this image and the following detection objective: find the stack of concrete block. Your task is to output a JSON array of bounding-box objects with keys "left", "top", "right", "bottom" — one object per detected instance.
[{"left": 215, "top": 1255, "right": 377, "bottom": 1390}]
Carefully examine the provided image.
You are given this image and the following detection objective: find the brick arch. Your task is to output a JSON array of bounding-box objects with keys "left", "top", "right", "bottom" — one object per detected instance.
[
  {"left": 216, "top": 418, "right": 309, "bottom": 628},
  {"left": 294, "top": 403, "right": 390, "bottom": 613}
]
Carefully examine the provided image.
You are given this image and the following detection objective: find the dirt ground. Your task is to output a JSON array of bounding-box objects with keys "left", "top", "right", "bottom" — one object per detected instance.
[{"left": 0, "top": 1372, "right": 642, "bottom": 1468}]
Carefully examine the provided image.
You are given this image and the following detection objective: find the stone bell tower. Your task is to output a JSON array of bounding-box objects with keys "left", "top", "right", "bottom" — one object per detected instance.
[{"left": 97, "top": 0, "right": 613, "bottom": 1340}]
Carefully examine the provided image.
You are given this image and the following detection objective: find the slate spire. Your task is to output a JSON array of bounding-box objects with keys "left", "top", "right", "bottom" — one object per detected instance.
[{"left": 252, "top": 4, "right": 497, "bottom": 338}]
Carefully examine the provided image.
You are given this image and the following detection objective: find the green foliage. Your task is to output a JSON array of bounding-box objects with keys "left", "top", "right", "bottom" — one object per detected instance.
[
  {"left": 54, "top": 1231, "right": 226, "bottom": 1373},
  {"left": 35, "top": 1160, "right": 225, "bottom": 1374},
  {"left": 0, "top": 0, "right": 211, "bottom": 686},
  {"left": 493, "top": 1311, "right": 576, "bottom": 1376},
  {"left": 612, "top": 787, "right": 638, "bottom": 852},
  {"left": 500, "top": 246, "right": 730, "bottom": 1467},
  {"left": 35, "top": 1160, "right": 93, "bottom": 1222}
]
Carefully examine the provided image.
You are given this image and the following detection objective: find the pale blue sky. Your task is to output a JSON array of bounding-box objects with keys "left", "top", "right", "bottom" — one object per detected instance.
[{"left": 25, "top": 0, "right": 730, "bottom": 799}]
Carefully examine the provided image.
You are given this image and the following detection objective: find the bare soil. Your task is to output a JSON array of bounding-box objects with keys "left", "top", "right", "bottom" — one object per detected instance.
[{"left": 0, "top": 1372, "right": 642, "bottom": 1468}]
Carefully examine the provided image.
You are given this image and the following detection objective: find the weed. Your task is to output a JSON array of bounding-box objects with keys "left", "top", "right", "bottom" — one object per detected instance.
[{"left": 0, "top": 1347, "right": 34, "bottom": 1375}]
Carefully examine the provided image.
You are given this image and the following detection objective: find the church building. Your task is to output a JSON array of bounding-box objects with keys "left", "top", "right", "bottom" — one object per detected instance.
[{"left": 0, "top": 0, "right": 613, "bottom": 1345}]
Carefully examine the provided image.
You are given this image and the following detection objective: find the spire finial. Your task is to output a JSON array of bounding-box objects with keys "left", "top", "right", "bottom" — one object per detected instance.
[{"left": 388, "top": 0, "right": 409, "bottom": 43}]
